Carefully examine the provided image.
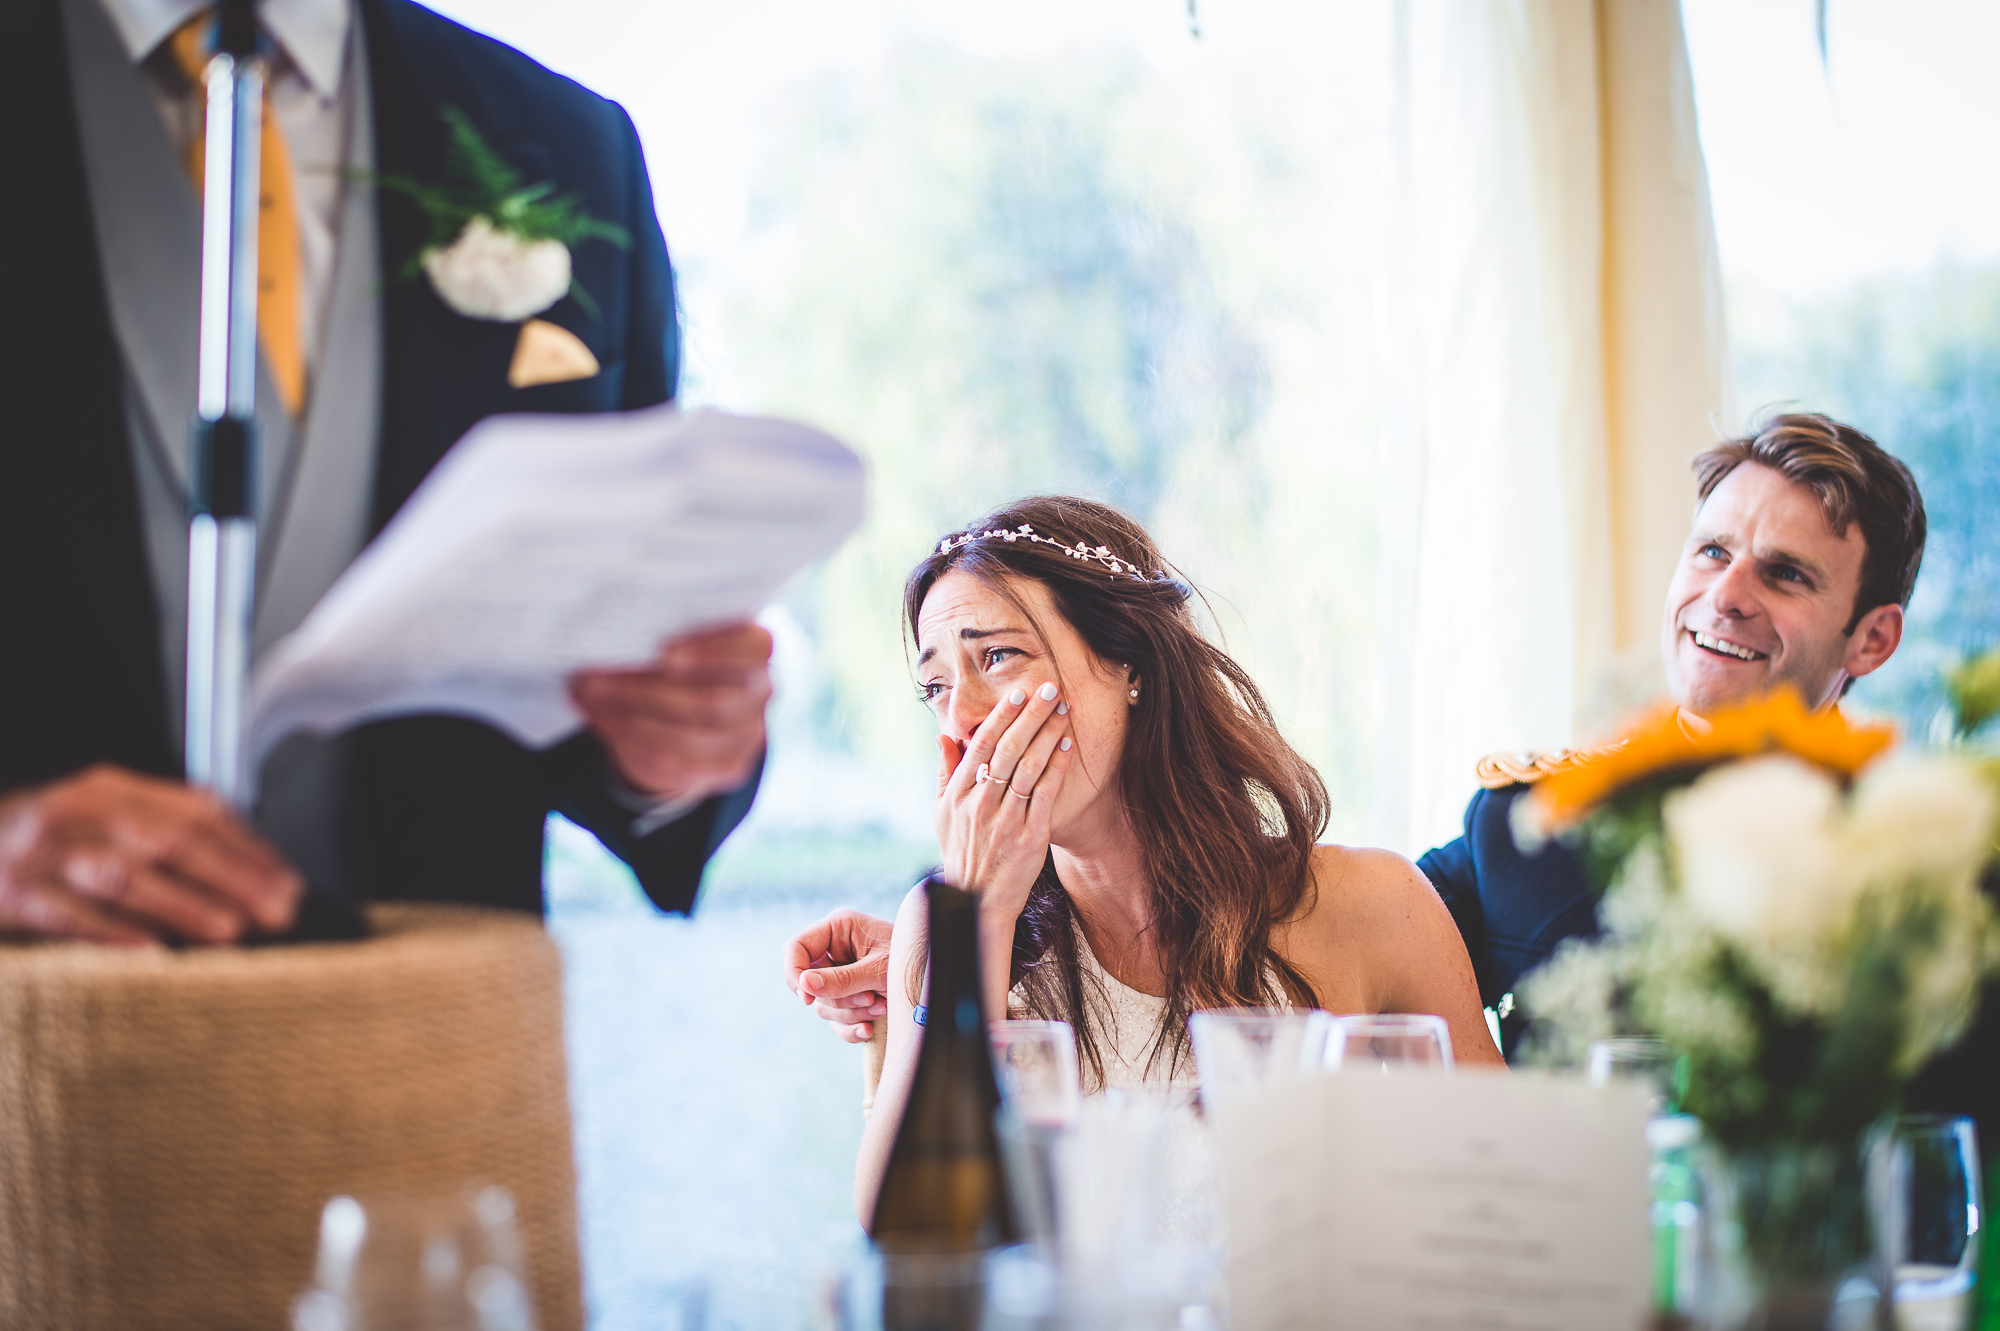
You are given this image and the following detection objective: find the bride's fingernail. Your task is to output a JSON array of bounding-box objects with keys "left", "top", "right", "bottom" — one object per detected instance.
[
  {"left": 1060, "top": 737, "right": 1073, "bottom": 751},
  {"left": 1038, "top": 682, "right": 1058, "bottom": 701},
  {"left": 1056, "top": 702, "right": 1070, "bottom": 715},
  {"left": 1007, "top": 687, "right": 1027, "bottom": 706}
]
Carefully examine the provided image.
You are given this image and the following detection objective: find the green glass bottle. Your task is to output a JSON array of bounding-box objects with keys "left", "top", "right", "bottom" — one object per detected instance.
[{"left": 869, "top": 878, "right": 1019, "bottom": 1328}]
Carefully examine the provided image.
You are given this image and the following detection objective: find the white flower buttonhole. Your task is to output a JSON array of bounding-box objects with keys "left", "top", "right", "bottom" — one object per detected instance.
[
  {"left": 354, "top": 107, "right": 630, "bottom": 326},
  {"left": 424, "top": 217, "right": 572, "bottom": 322}
]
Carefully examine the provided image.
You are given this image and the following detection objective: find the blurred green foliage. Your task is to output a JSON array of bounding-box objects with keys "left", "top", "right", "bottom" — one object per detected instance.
[
  {"left": 1946, "top": 647, "right": 2000, "bottom": 742},
  {"left": 703, "top": 42, "right": 1385, "bottom": 831},
  {"left": 1734, "top": 262, "right": 2000, "bottom": 734}
]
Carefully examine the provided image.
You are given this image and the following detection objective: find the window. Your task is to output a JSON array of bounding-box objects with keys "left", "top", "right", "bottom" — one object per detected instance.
[{"left": 1684, "top": 0, "right": 2000, "bottom": 729}]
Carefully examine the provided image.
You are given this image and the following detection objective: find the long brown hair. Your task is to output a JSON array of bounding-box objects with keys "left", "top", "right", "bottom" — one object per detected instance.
[{"left": 905, "top": 495, "right": 1330, "bottom": 1083}]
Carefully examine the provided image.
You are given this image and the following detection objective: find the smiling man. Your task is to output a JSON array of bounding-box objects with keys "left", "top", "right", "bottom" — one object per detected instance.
[
  {"left": 1664, "top": 425, "right": 1916, "bottom": 717},
  {"left": 1419, "top": 413, "right": 1927, "bottom": 1051}
]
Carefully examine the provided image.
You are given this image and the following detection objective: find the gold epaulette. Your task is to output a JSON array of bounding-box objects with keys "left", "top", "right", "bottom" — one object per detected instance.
[{"left": 1474, "top": 746, "right": 1615, "bottom": 790}]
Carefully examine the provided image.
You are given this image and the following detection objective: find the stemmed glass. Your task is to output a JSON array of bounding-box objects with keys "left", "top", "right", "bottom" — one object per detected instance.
[
  {"left": 988, "top": 1020, "right": 1083, "bottom": 1127},
  {"left": 291, "top": 1184, "right": 538, "bottom": 1331},
  {"left": 989, "top": 1020, "right": 1083, "bottom": 1253},
  {"left": 1325, "top": 1013, "right": 1453, "bottom": 1072},
  {"left": 1187, "top": 1008, "right": 1333, "bottom": 1108}
]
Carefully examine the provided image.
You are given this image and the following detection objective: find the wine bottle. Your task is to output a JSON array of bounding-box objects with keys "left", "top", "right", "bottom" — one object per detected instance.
[{"left": 868, "top": 878, "right": 1018, "bottom": 1325}]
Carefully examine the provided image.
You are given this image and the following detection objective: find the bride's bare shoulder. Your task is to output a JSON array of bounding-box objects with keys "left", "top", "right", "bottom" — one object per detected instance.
[
  {"left": 1280, "top": 844, "right": 1457, "bottom": 964},
  {"left": 1281, "top": 846, "right": 1503, "bottom": 1065},
  {"left": 1303, "top": 843, "right": 1434, "bottom": 915}
]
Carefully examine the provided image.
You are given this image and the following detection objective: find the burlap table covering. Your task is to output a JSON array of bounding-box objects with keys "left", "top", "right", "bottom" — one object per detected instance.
[{"left": 0, "top": 902, "right": 582, "bottom": 1331}]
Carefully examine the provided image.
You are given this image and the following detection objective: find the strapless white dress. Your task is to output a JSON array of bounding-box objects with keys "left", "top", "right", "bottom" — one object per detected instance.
[{"left": 1011, "top": 931, "right": 1235, "bottom": 1244}]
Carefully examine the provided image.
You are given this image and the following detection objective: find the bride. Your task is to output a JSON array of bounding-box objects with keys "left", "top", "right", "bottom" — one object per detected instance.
[{"left": 856, "top": 495, "right": 1501, "bottom": 1222}]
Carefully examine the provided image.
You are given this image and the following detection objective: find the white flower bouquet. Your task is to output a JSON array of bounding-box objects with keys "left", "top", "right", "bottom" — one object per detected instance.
[{"left": 1519, "top": 689, "right": 2000, "bottom": 1150}]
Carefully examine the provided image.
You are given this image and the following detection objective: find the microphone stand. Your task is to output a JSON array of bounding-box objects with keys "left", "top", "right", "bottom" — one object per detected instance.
[{"left": 184, "top": 0, "right": 263, "bottom": 808}]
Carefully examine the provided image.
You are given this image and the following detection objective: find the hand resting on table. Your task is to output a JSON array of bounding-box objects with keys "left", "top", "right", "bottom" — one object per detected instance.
[{"left": 0, "top": 765, "right": 302, "bottom": 945}]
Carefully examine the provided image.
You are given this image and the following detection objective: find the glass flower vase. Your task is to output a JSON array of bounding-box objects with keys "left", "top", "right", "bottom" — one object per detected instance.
[{"left": 1701, "top": 1139, "right": 1884, "bottom": 1331}]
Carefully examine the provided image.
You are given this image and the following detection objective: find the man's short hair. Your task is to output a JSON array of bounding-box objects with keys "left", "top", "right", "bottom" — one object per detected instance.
[{"left": 1693, "top": 413, "right": 1927, "bottom": 632}]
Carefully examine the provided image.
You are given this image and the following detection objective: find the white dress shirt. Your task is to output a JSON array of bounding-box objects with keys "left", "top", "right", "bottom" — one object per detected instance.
[{"left": 95, "top": 0, "right": 352, "bottom": 373}]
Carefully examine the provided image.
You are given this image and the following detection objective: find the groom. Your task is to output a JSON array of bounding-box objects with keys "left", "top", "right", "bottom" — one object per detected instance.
[
  {"left": 1424, "top": 414, "right": 1990, "bottom": 1141},
  {"left": 786, "top": 414, "right": 1984, "bottom": 1090},
  {"left": 1414, "top": 412, "right": 1924, "bottom": 1046}
]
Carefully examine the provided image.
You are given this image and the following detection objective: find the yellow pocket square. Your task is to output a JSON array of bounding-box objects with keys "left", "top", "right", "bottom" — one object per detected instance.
[{"left": 509, "top": 319, "right": 600, "bottom": 388}]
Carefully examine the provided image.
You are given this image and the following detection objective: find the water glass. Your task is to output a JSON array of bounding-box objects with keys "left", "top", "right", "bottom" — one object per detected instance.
[
  {"left": 989, "top": 1020, "right": 1083, "bottom": 1128},
  {"left": 291, "top": 1184, "right": 538, "bottom": 1331},
  {"left": 1875, "top": 1114, "right": 1983, "bottom": 1331},
  {"left": 1588, "top": 1035, "right": 1684, "bottom": 1115},
  {"left": 995, "top": 1106, "right": 1063, "bottom": 1250},
  {"left": 982, "top": 1240, "right": 1225, "bottom": 1331},
  {"left": 822, "top": 1250, "right": 986, "bottom": 1331},
  {"left": 1187, "top": 1008, "right": 1332, "bottom": 1108},
  {"left": 1326, "top": 1013, "right": 1453, "bottom": 1072}
]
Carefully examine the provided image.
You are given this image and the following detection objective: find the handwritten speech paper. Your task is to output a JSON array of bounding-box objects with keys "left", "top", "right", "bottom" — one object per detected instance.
[{"left": 1214, "top": 1069, "right": 1651, "bottom": 1331}]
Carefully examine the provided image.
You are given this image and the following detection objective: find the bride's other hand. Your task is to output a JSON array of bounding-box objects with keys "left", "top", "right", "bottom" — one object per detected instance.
[{"left": 934, "top": 681, "right": 1074, "bottom": 923}]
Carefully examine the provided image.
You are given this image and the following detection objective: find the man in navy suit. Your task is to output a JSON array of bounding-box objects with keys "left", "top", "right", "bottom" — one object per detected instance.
[
  {"left": 0, "top": 0, "right": 766, "bottom": 942},
  {"left": 1416, "top": 414, "right": 1926, "bottom": 1051},
  {"left": 1413, "top": 414, "right": 1999, "bottom": 1148}
]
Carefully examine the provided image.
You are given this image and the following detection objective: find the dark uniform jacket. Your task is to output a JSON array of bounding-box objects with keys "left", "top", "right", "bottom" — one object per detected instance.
[{"left": 3, "top": 0, "right": 756, "bottom": 917}]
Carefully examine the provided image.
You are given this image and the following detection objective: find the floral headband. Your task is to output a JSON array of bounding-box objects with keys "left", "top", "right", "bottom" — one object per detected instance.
[{"left": 935, "top": 523, "right": 1153, "bottom": 581}]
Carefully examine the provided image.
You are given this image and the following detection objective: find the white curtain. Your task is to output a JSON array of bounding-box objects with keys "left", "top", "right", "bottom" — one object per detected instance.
[{"left": 1373, "top": 0, "right": 1734, "bottom": 856}]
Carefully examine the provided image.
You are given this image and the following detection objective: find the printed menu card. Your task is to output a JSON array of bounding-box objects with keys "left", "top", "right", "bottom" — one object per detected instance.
[{"left": 1212, "top": 1068, "right": 1652, "bottom": 1331}]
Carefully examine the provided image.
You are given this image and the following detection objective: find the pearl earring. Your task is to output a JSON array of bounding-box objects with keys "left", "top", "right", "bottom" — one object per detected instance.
[{"left": 1128, "top": 688, "right": 1140, "bottom": 700}]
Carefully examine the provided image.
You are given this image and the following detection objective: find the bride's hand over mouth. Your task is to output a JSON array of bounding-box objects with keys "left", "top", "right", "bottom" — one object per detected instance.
[{"left": 935, "top": 681, "right": 1075, "bottom": 930}]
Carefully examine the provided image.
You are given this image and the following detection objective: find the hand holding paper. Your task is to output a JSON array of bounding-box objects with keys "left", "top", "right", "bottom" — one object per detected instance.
[
  {"left": 570, "top": 619, "right": 775, "bottom": 803},
  {"left": 247, "top": 406, "right": 865, "bottom": 778}
]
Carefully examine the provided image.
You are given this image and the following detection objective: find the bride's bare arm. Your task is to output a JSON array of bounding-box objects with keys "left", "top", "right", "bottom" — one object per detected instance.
[
  {"left": 853, "top": 883, "right": 931, "bottom": 1225},
  {"left": 1279, "top": 846, "right": 1506, "bottom": 1068}
]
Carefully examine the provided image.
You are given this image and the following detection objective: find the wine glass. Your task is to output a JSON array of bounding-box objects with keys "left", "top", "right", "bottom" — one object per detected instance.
[
  {"left": 1587, "top": 1035, "right": 1683, "bottom": 1115},
  {"left": 988, "top": 1020, "right": 1083, "bottom": 1128},
  {"left": 1187, "top": 1008, "right": 1333, "bottom": 1108},
  {"left": 1326, "top": 1013, "right": 1453, "bottom": 1072},
  {"left": 1874, "top": 1114, "right": 1983, "bottom": 1331},
  {"left": 291, "top": 1184, "right": 538, "bottom": 1331}
]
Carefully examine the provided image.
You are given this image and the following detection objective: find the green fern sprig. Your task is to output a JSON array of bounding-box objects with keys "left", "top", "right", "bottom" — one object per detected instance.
[{"left": 354, "top": 107, "right": 630, "bottom": 318}]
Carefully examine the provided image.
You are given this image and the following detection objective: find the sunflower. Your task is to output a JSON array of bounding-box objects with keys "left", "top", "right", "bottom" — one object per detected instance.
[{"left": 1528, "top": 688, "right": 1898, "bottom": 830}]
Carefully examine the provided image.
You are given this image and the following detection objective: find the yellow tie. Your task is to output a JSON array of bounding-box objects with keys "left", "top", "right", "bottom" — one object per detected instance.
[{"left": 168, "top": 15, "right": 306, "bottom": 417}]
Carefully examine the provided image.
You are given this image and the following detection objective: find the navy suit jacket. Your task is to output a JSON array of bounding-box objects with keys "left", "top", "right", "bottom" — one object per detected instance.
[
  {"left": 1417, "top": 785, "right": 1598, "bottom": 1054},
  {"left": 2, "top": 0, "right": 755, "bottom": 917},
  {"left": 1419, "top": 783, "right": 1999, "bottom": 1147}
]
